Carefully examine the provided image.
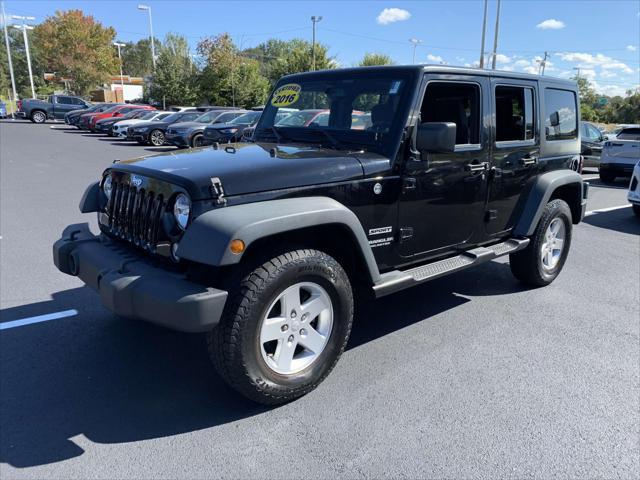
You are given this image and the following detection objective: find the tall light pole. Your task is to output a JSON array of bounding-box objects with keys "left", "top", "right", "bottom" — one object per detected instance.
[
  {"left": 311, "top": 15, "right": 322, "bottom": 71},
  {"left": 478, "top": 0, "right": 488, "bottom": 68},
  {"left": 490, "top": 0, "right": 501, "bottom": 69},
  {"left": 1, "top": 2, "right": 18, "bottom": 109},
  {"left": 12, "top": 15, "right": 35, "bottom": 98},
  {"left": 113, "top": 42, "right": 125, "bottom": 92},
  {"left": 409, "top": 38, "right": 423, "bottom": 64},
  {"left": 137, "top": 4, "right": 156, "bottom": 70},
  {"left": 573, "top": 67, "right": 581, "bottom": 80}
]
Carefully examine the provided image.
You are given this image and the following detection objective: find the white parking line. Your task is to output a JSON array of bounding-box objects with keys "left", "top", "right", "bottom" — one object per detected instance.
[
  {"left": 585, "top": 204, "right": 631, "bottom": 216},
  {"left": 0, "top": 309, "right": 78, "bottom": 331}
]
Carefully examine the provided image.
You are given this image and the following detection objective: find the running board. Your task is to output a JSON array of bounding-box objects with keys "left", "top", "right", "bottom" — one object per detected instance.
[{"left": 373, "top": 238, "right": 529, "bottom": 298}]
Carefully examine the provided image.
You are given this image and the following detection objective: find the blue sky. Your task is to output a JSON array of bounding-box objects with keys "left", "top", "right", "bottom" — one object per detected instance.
[{"left": 4, "top": 0, "right": 640, "bottom": 96}]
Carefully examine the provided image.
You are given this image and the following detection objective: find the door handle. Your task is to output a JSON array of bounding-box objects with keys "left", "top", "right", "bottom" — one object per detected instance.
[
  {"left": 521, "top": 155, "right": 538, "bottom": 166},
  {"left": 465, "top": 161, "right": 488, "bottom": 172}
]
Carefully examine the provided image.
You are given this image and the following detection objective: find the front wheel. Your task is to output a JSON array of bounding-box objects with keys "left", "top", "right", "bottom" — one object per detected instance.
[
  {"left": 191, "top": 133, "right": 203, "bottom": 148},
  {"left": 510, "top": 199, "right": 572, "bottom": 287},
  {"left": 31, "top": 111, "right": 46, "bottom": 123},
  {"left": 208, "top": 249, "right": 354, "bottom": 405},
  {"left": 599, "top": 170, "right": 616, "bottom": 183},
  {"left": 149, "top": 129, "right": 165, "bottom": 146}
]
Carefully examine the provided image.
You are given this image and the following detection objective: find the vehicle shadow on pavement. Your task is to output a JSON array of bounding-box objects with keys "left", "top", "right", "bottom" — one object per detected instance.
[
  {"left": 586, "top": 179, "right": 630, "bottom": 190},
  {"left": 583, "top": 207, "right": 640, "bottom": 235},
  {"left": 0, "top": 262, "right": 526, "bottom": 468}
]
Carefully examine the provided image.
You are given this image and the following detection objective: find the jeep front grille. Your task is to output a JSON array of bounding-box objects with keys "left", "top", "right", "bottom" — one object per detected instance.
[{"left": 106, "top": 180, "right": 165, "bottom": 249}]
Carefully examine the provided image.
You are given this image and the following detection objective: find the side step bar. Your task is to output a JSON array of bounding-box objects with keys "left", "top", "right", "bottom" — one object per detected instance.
[{"left": 373, "top": 238, "right": 529, "bottom": 298}]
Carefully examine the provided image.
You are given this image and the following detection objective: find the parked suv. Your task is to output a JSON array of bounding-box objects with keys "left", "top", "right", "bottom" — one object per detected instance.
[
  {"left": 580, "top": 121, "right": 605, "bottom": 170},
  {"left": 53, "top": 66, "right": 587, "bottom": 405}
]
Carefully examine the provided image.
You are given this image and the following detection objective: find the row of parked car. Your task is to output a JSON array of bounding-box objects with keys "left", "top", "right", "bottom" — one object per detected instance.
[{"left": 580, "top": 121, "right": 640, "bottom": 183}]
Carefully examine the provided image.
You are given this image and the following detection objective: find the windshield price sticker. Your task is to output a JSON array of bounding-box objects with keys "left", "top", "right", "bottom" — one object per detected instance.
[{"left": 271, "top": 83, "right": 301, "bottom": 107}]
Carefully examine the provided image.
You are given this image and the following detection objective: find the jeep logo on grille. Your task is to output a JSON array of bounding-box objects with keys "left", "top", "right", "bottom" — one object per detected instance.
[{"left": 131, "top": 175, "right": 143, "bottom": 187}]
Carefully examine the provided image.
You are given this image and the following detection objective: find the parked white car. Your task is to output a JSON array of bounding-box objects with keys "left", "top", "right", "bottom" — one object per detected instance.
[
  {"left": 599, "top": 127, "right": 640, "bottom": 183},
  {"left": 112, "top": 111, "right": 172, "bottom": 138},
  {"left": 628, "top": 160, "right": 640, "bottom": 217}
]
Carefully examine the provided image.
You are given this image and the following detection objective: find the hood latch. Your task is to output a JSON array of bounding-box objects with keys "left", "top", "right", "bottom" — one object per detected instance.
[{"left": 210, "top": 177, "right": 226, "bottom": 205}]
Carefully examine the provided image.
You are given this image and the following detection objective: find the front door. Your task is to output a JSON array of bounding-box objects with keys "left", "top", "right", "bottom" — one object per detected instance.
[
  {"left": 485, "top": 79, "right": 540, "bottom": 236},
  {"left": 397, "top": 76, "right": 491, "bottom": 260}
]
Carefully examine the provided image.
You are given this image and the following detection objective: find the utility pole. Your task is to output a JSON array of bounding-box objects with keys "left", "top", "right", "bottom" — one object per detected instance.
[
  {"left": 311, "top": 16, "right": 322, "bottom": 71},
  {"left": 479, "top": 0, "right": 488, "bottom": 68},
  {"left": 1, "top": 2, "right": 18, "bottom": 111},
  {"left": 12, "top": 15, "right": 35, "bottom": 98},
  {"left": 113, "top": 42, "right": 126, "bottom": 92},
  {"left": 490, "top": 0, "right": 501, "bottom": 69},
  {"left": 137, "top": 4, "right": 156, "bottom": 70},
  {"left": 409, "top": 38, "right": 423, "bottom": 64},
  {"left": 573, "top": 67, "right": 581, "bottom": 80}
]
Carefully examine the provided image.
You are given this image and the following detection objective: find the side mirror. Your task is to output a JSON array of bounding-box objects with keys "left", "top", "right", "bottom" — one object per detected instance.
[
  {"left": 550, "top": 111, "right": 560, "bottom": 127},
  {"left": 416, "top": 122, "right": 456, "bottom": 153}
]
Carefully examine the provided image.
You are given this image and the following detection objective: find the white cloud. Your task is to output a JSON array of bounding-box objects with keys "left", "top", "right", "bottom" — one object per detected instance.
[
  {"left": 495, "top": 54, "right": 511, "bottom": 64},
  {"left": 536, "top": 19, "right": 565, "bottom": 30},
  {"left": 557, "top": 52, "right": 634, "bottom": 74},
  {"left": 501, "top": 66, "right": 515, "bottom": 71},
  {"left": 523, "top": 66, "right": 538, "bottom": 75},
  {"left": 626, "top": 45, "right": 637, "bottom": 52},
  {"left": 514, "top": 59, "right": 530, "bottom": 68},
  {"left": 426, "top": 54, "right": 445, "bottom": 63},
  {"left": 600, "top": 70, "right": 618, "bottom": 79},
  {"left": 377, "top": 8, "right": 411, "bottom": 25}
]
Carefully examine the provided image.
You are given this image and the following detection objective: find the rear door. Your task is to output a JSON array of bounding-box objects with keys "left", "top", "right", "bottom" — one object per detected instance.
[
  {"left": 485, "top": 78, "right": 539, "bottom": 236},
  {"left": 581, "top": 122, "right": 604, "bottom": 167}
]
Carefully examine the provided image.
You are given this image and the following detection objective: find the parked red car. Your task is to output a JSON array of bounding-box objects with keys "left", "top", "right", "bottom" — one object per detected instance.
[{"left": 80, "top": 104, "right": 154, "bottom": 131}]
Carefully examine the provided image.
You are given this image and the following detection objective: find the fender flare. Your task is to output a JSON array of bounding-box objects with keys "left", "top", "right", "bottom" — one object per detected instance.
[
  {"left": 513, "top": 169, "right": 584, "bottom": 237},
  {"left": 176, "top": 196, "right": 381, "bottom": 283},
  {"left": 79, "top": 181, "right": 100, "bottom": 213}
]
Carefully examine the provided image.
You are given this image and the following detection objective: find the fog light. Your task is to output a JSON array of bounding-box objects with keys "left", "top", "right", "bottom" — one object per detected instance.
[{"left": 229, "top": 239, "right": 245, "bottom": 255}]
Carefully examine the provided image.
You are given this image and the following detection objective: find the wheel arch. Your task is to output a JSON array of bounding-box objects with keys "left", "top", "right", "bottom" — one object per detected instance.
[
  {"left": 513, "top": 169, "right": 585, "bottom": 237},
  {"left": 176, "top": 197, "right": 381, "bottom": 284},
  {"left": 30, "top": 109, "right": 47, "bottom": 121}
]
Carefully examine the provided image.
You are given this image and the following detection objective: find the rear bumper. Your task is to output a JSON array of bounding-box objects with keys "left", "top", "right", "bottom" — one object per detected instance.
[
  {"left": 15, "top": 111, "right": 26, "bottom": 118},
  {"left": 53, "top": 223, "right": 228, "bottom": 332},
  {"left": 600, "top": 162, "right": 636, "bottom": 176}
]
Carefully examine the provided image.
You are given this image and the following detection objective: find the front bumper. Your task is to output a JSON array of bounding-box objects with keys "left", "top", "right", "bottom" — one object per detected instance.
[
  {"left": 166, "top": 132, "right": 190, "bottom": 147},
  {"left": 600, "top": 162, "right": 636, "bottom": 176},
  {"left": 130, "top": 131, "right": 150, "bottom": 142},
  {"left": 53, "top": 223, "right": 228, "bottom": 332}
]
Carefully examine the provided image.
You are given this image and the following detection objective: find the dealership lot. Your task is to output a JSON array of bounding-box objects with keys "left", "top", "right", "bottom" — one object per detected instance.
[{"left": 1, "top": 120, "right": 638, "bottom": 478}]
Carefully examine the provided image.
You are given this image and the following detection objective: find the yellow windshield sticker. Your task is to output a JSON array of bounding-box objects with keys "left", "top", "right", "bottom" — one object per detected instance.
[{"left": 271, "top": 83, "right": 301, "bottom": 107}]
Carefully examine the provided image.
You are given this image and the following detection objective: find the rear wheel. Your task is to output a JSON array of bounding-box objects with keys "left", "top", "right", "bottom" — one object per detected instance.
[
  {"left": 30, "top": 110, "right": 46, "bottom": 123},
  {"left": 599, "top": 170, "right": 616, "bottom": 183},
  {"left": 149, "top": 129, "right": 165, "bottom": 146},
  {"left": 510, "top": 199, "right": 572, "bottom": 287},
  {"left": 208, "top": 249, "right": 354, "bottom": 405},
  {"left": 191, "top": 133, "right": 203, "bottom": 148}
]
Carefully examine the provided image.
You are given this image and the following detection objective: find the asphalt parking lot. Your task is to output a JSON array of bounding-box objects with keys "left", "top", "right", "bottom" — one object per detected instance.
[{"left": 1, "top": 120, "right": 638, "bottom": 479}]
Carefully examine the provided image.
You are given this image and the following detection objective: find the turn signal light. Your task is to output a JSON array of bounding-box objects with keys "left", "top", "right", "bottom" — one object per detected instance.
[{"left": 229, "top": 239, "right": 245, "bottom": 255}]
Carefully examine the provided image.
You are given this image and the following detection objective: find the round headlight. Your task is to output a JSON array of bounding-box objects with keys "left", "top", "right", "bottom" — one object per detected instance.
[
  {"left": 173, "top": 193, "right": 191, "bottom": 230},
  {"left": 103, "top": 175, "right": 112, "bottom": 199}
]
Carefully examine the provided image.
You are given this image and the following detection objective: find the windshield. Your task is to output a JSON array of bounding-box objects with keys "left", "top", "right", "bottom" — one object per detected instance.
[
  {"left": 140, "top": 111, "right": 159, "bottom": 120},
  {"left": 230, "top": 111, "right": 261, "bottom": 125},
  {"left": 215, "top": 111, "right": 242, "bottom": 123},
  {"left": 194, "top": 110, "right": 225, "bottom": 123},
  {"left": 254, "top": 71, "right": 416, "bottom": 154}
]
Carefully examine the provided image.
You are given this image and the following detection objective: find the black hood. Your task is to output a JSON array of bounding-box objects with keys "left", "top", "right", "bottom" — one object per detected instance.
[{"left": 110, "top": 142, "right": 367, "bottom": 200}]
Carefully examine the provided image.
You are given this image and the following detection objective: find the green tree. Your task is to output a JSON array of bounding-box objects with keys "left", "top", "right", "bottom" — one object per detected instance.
[
  {"left": 120, "top": 37, "right": 161, "bottom": 78},
  {"left": 0, "top": 28, "right": 49, "bottom": 98},
  {"left": 33, "top": 10, "right": 118, "bottom": 95},
  {"left": 148, "top": 33, "right": 199, "bottom": 106},
  {"left": 243, "top": 38, "right": 335, "bottom": 86},
  {"left": 358, "top": 52, "right": 394, "bottom": 66},
  {"left": 198, "top": 33, "right": 269, "bottom": 108}
]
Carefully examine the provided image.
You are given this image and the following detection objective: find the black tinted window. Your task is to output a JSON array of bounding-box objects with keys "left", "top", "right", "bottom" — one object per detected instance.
[
  {"left": 545, "top": 88, "right": 577, "bottom": 141},
  {"left": 57, "top": 96, "right": 74, "bottom": 105},
  {"left": 617, "top": 128, "right": 640, "bottom": 140},
  {"left": 495, "top": 86, "right": 534, "bottom": 141},
  {"left": 421, "top": 82, "right": 480, "bottom": 145}
]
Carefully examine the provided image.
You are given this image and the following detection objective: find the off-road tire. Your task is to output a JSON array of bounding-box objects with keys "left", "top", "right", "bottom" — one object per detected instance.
[
  {"left": 510, "top": 199, "right": 572, "bottom": 287},
  {"left": 208, "top": 249, "right": 354, "bottom": 405},
  {"left": 149, "top": 129, "right": 165, "bottom": 146},
  {"left": 191, "top": 133, "right": 203, "bottom": 148},
  {"left": 633, "top": 205, "right": 640, "bottom": 218},
  {"left": 30, "top": 110, "right": 46, "bottom": 123},
  {"left": 599, "top": 171, "right": 616, "bottom": 183}
]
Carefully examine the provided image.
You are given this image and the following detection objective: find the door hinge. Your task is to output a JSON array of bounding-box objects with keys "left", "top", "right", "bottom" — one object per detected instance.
[
  {"left": 399, "top": 227, "right": 413, "bottom": 242},
  {"left": 485, "top": 209, "right": 498, "bottom": 222},
  {"left": 210, "top": 177, "right": 226, "bottom": 205}
]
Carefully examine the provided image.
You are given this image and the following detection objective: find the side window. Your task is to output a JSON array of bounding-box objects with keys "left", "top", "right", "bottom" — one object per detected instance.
[
  {"left": 495, "top": 86, "right": 534, "bottom": 142},
  {"left": 586, "top": 124, "right": 602, "bottom": 140},
  {"left": 57, "top": 96, "right": 73, "bottom": 105},
  {"left": 72, "top": 98, "right": 85, "bottom": 105},
  {"left": 421, "top": 82, "right": 481, "bottom": 145},
  {"left": 545, "top": 88, "right": 577, "bottom": 141}
]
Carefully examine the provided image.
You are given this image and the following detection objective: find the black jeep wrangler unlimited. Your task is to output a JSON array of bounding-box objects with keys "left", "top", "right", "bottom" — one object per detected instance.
[{"left": 54, "top": 66, "right": 587, "bottom": 404}]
